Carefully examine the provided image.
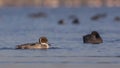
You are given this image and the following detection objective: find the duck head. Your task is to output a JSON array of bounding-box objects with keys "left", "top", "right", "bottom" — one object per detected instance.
[
  {"left": 39, "top": 36, "right": 48, "bottom": 44},
  {"left": 91, "top": 31, "right": 101, "bottom": 38}
]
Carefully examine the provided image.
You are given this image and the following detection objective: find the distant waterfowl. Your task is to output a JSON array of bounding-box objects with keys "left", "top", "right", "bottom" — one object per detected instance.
[
  {"left": 28, "top": 12, "right": 47, "bottom": 18},
  {"left": 72, "top": 18, "right": 80, "bottom": 24},
  {"left": 16, "top": 37, "right": 50, "bottom": 49},
  {"left": 114, "top": 16, "right": 120, "bottom": 21},
  {"left": 91, "top": 15, "right": 100, "bottom": 20},
  {"left": 58, "top": 19, "right": 65, "bottom": 25},
  {"left": 91, "top": 13, "right": 107, "bottom": 21},
  {"left": 83, "top": 31, "right": 103, "bottom": 44}
]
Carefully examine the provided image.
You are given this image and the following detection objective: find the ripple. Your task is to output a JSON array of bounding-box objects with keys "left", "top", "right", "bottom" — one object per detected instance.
[
  {"left": 83, "top": 56, "right": 120, "bottom": 58},
  {"left": 0, "top": 47, "right": 15, "bottom": 50},
  {"left": 0, "top": 61, "right": 119, "bottom": 64}
]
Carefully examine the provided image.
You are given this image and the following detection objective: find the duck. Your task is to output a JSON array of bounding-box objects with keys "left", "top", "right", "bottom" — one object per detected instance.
[
  {"left": 16, "top": 37, "right": 50, "bottom": 49},
  {"left": 72, "top": 18, "right": 80, "bottom": 24},
  {"left": 83, "top": 31, "right": 103, "bottom": 44},
  {"left": 28, "top": 12, "right": 47, "bottom": 18},
  {"left": 91, "top": 13, "right": 107, "bottom": 21},
  {"left": 114, "top": 16, "right": 120, "bottom": 21},
  {"left": 58, "top": 19, "right": 65, "bottom": 25}
]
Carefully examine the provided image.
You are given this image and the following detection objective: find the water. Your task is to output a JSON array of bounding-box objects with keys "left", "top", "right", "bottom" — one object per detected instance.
[{"left": 0, "top": 7, "right": 120, "bottom": 68}]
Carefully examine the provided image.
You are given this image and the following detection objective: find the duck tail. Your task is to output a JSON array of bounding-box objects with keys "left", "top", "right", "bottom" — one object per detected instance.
[{"left": 16, "top": 45, "right": 21, "bottom": 49}]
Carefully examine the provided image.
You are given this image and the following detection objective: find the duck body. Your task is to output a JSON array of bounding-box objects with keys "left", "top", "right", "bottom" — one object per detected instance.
[
  {"left": 83, "top": 31, "right": 103, "bottom": 44},
  {"left": 28, "top": 12, "right": 47, "bottom": 18},
  {"left": 114, "top": 16, "right": 120, "bottom": 21},
  {"left": 16, "top": 43, "right": 49, "bottom": 49},
  {"left": 72, "top": 18, "right": 80, "bottom": 24},
  {"left": 16, "top": 37, "right": 50, "bottom": 49},
  {"left": 91, "top": 13, "right": 106, "bottom": 21},
  {"left": 58, "top": 19, "right": 65, "bottom": 25}
]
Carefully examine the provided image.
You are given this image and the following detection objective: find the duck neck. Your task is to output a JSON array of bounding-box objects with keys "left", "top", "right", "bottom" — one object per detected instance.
[{"left": 41, "top": 43, "right": 49, "bottom": 48}]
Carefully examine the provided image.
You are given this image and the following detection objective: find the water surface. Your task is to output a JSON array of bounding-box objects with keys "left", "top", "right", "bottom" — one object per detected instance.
[{"left": 0, "top": 7, "right": 120, "bottom": 68}]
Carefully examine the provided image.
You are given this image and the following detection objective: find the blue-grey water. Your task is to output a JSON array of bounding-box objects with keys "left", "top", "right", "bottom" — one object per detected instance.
[{"left": 0, "top": 7, "right": 120, "bottom": 68}]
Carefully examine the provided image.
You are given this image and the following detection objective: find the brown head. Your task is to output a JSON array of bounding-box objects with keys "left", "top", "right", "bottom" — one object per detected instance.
[
  {"left": 39, "top": 37, "right": 48, "bottom": 43},
  {"left": 91, "top": 31, "right": 101, "bottom": 38}
]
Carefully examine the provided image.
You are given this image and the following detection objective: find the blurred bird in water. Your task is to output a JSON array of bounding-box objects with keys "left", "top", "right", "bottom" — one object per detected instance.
[{"left": 83, "top": 31, "right": 103, "bottom": 44}]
